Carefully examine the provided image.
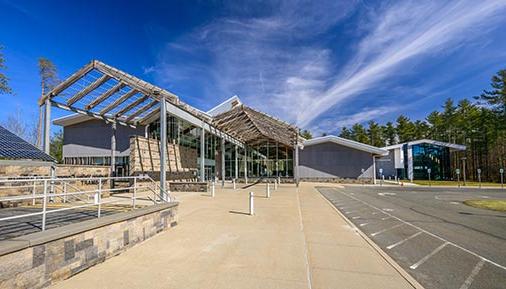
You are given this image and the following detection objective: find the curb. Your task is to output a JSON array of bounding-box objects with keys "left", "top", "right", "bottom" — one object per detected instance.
[{"left": 316, "top": 188, "right": 426, "bottom": 289}]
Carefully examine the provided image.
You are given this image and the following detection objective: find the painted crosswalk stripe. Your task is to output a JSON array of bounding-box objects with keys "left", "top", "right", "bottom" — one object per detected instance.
[
  {"left": 387, "top": 232, "right": 422, "bottom": 249},
  {"left": 410, "top": 242, "right": 448, "bottom": 269}
]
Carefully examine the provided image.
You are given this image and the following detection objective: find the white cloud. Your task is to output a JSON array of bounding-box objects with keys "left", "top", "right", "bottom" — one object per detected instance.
[{"left": 150, "top": 0, "right": 506, "bottom": 132}]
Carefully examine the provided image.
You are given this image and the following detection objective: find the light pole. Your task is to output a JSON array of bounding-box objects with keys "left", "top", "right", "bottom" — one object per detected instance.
[
  {"left": 500, "top": 168, "right": 504, "bottom": 189},
  {"left": 461, "top": 157, "right": 467, "bottom": 186}
]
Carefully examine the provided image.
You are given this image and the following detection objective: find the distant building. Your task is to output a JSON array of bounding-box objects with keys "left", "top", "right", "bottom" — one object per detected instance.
[
  {"left": 299, "top": 135, "right": 387, "bottom": 182},
  {"left": 376, "top": 139, "right": 466, "bottom": 181}
]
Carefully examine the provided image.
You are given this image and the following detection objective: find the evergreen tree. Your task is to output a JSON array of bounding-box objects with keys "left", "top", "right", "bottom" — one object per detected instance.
[
  {"left": 300, "top": 129, "right": 313, "bottom": 139},
  {"left": 351, "top": 123, "right": 369, "bottom": 144},
  {"left": 476, "top": 69, "right": 506, "bottom": 127},
  {"left": 0, "top": 45, "right": 12, "bottom": 94},
  {"left": 396, "top": 115, "right": 415, "bottom": 143},
  {"left": 339, "top": 127, "right": 352, "bottom": 139},
  {"left": 367, "top": 120, "right": 385, "bottom": 147},
  {"left": 383, "top": 122, "right": 397, "bottom": 145}
]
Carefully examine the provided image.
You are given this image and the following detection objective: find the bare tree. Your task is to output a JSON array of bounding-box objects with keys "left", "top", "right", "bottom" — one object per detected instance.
[{"left": 2, "top": 107, "right": 37, "bottom": 144}]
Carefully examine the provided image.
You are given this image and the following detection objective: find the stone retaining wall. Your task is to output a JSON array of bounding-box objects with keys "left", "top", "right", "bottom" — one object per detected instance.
[
  {"left": 0, "top": 203, "right": 178, "bottom": 289},
  {"left": 169, "top": 182, "right": 208, "bottom": 192}
]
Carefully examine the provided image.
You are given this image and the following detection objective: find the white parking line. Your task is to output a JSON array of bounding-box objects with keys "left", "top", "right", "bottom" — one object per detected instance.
[
  {"left": 381, "top": 216, "right": 391, "bottom": 221},
  {"left": 333, "top": 189, "right": 506, "bottom": 271},
  {"left": 410, "top": 242, "right": 448, "bottom": 269},
  {"left": 352, "top": 216, "right": 361, "bottom": 219},
  {"left": 459, "top": 259, "right": 485, "bottom": 289},
  {"left": 359, "top": 223, "right": 369, "bottom": 227},
  {"left": 371, "top": 223, "right": 404, "bottom": 237},
  {"left": 387, "top": 232, "right": 423, "bottom": 250}
]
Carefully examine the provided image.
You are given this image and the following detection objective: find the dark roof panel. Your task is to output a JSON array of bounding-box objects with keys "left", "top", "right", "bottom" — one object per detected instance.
[{"left": 0, "top": 125, "right": 54, "bottom": 162}]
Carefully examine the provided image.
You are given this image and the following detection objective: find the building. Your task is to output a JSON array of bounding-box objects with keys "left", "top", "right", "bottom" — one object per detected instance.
[
  {"left": 376, "top": 139, "right": 466, "bottom": 181},
  {"left": 299, "top": 135, "right": 387, "bottom": 183},
  {"left": 0, "top": 124, "right": 54, "bottom": 177},
  {"left": 42, "top": 60, "right": 300, "bottom": 192}
]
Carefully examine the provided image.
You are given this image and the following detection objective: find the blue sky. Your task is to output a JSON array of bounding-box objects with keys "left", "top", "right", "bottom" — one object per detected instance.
[{"left": 1, "top": 0, "right": 506, "bottom": 135}]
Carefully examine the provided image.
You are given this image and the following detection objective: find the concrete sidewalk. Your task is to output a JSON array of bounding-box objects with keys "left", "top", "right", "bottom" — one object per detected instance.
[{"left": 50, "top": 182, "right": 418, "bottom": 289}]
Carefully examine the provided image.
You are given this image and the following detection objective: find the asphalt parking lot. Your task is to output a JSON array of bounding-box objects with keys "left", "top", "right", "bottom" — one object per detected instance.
[{"left": 317, "top": 185, "right": 506, "bottom": 289}]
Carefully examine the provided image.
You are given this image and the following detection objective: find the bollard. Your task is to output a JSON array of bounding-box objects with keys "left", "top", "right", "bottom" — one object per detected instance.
[
  {"left": 249, "top": 192, "right": 254, "bottom": 215},
  {"left": 233, "top": 178, "right": 236, "bottom": 190},
  {"left": 274, "top": 178, "right": 278, "bottom": 190},
  {"left": 211, "top": 181, "right": 215, "bottom": 197},
  {"left": 266, "top": 182, "right": 271, "bottom": 198}
]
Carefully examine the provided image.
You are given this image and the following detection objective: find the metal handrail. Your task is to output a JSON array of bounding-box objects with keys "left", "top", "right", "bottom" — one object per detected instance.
[{"left": 0, "top": 175, "right": 171, "bottom": 232}]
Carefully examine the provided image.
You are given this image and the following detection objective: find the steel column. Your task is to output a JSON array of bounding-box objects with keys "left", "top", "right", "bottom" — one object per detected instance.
[
  {"left": 43, "top": 99, "right": 51, "bottom": 154},
  {"left": 221, "top": 138, "right": 225, "bottom": 187},
  {"left": 200, "top": 126, "right": 205, "bottom": 182},
  {"left": 234, "top": 145, "right": 238, "bottom": 180},
  {"left": 160, "top": 98, "right": 167, "bottom": 200},
  {"left": 111, "top": 122, "right": 117, "bottom": 177}
]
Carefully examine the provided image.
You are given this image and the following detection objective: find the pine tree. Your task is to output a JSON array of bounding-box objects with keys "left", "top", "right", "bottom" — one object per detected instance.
[
  {"left": 367, "top": 120, "right": 385, "bottom": 147},
  {"left": 0, "top": 45, "right": 12, "bottom": 94},
  {"left": 351, "top": 123, "right": 369, "bottom": 144},
  {"left": 300, "top": 129, "right": 313, "bottom": 139},
  {"left": 396, "top": 115, "right": 415, "bottom": 143},
  {"left": 476, "top": 69, "right": 506, "bottom": 127},
  {"left": 383, "top": 122, "right": 397, "bottom": 145},
  {"left": 339, "top": 127, "right": 352, "bottom": 139}
]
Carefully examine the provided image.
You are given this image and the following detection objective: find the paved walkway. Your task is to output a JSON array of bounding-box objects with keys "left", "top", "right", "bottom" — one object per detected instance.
[{"left": 50, "top": 182, "right": 418, "bottom": 289}]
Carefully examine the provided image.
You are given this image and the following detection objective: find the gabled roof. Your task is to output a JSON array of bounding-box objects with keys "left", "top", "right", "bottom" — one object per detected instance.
[
  {"left": 383, "top": 139, "right": 466, "bottom": 151},
  {"left": 213, "top": 104, "right": 298, "bottom": 147},
  {"left": 40, "top": 60, "right": 211, "bottom": 128},
  {"left": 0, "top": 125, "right": 54, "bottom": 162},
  {"left": 207, "top": 95, "right": 242, "bottom": 116},
  {"left": 303, "top": 135, "right": 388, "bottom": 155}
]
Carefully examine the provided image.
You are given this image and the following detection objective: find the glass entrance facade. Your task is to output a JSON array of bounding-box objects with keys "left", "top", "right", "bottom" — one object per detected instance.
[
  {"left": 411, "top": 143, "right": 451, "bottom": 180},
  {"left": 148, "top": 114, "right": 294, "bottom": 181}
]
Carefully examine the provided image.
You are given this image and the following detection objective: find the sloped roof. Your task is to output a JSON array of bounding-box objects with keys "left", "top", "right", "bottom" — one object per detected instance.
[
  {"left": 0, "top": 125, "right": 54, "bottom": 162},
  {"left": 383, "top": 139, "right": 466, "bottom": 151},
  {"left": 213, "top": 105, "right": 298, "bottom": 147},
  {"left": 304, "top": 135, "right": 388, "bottom": 155},
  {"left": 207, "top": 95, "right": 242, "bottom": 117}
]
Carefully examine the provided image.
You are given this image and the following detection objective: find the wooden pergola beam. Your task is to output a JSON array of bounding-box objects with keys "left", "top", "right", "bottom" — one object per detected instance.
[
  {"left": 99, "top": 89, "right": 137, "bottom": 115},
  {"left": 115, "top": 95, "right": 148, "bottom": 118},
  {"left": 127, "top": 100, "right": 158, "bottom": 122},
  {"left": 39, "top": 61, "right": 95, "bottom": 106},
  {"left": 85, "top": 82, "right": 125, "bottom": 110},
  {"left": 67, "top": 74, "right": 110, "bottom": 106}
]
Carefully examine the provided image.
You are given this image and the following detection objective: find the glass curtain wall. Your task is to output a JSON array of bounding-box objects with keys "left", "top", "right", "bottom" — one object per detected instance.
[{"left": 411, "top": 144, "right": 451, "bottom": 180}]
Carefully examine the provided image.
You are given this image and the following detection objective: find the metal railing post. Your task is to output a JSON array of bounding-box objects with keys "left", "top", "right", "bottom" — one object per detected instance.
[
  {"left": 63, "top": 182, "right": 68, "bottom": 203},
  {"left": 132, "top": 177, "right": 137, "bottom": 209},
  {"left": 97, "top": 178, "right": 102, "bottom": 218},
  {"left": 32, "top": 180, "right": 36, "bottom": 206},
  {"left": 42, "top": 180, "right": 48, "bottom": 231},
  {"left": 249, "top": 192, "right": 254, "bottom": 215}
]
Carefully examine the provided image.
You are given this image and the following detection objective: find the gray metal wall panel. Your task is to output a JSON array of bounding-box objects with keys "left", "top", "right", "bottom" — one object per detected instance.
[
  {"left": 375, "top": 150, "right": 396, "bottom": 177},
  {"left": 62, "top": 119, "right": 145, "bottom": 157},
  {"left": 299, "top": 142, "right": 374, "bottom": 179}
]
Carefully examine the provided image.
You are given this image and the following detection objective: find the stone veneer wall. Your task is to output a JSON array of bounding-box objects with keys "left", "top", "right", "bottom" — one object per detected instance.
[
  {"left": 169, "top": 182, "right": 208, "bottom": 192},
  {"left": 0, "top": 203, "right": 178, "bottom": 289},
  {"left": 129, "top": 136, "right": 198, "bottom": 181}
]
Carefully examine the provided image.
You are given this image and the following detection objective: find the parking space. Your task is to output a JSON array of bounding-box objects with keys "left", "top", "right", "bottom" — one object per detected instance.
[{"left": 318, "top": 186, "right": 506, "bottom": 289}]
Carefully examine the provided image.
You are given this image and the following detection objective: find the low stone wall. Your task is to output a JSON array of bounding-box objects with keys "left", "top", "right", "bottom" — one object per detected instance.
[
  {"left": 0, "top": 203, "right": 178, "bottom": 289},
  {"left": 169, "top": 182, "right": 208, "bottom": 192}
]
